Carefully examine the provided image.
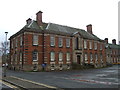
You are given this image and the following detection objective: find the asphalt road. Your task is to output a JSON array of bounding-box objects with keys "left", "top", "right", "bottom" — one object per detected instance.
[{"left": 2, "top": 65, "right": 120, "bottom": 89}]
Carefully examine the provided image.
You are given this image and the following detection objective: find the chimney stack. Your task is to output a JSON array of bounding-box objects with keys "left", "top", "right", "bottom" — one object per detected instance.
[
  {"left": 86, "top": 24, "right": 93, "bottom": 34},
  {"left": 104, "top": 38, "right": 108, "bottom": 44},
  {"left": 36, "top": 11, "right": 43, "bottom": 26},
  {"left": 26, "top": 18, "right": 32, "bottom": 25},
  {"left": 112, "top": 39, "right": 116, "bottom": 45}
]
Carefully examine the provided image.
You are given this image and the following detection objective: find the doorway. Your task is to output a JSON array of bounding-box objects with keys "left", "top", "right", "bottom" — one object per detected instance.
[{"left": 77, "top": 55, "right": 81, "bottom": 64}]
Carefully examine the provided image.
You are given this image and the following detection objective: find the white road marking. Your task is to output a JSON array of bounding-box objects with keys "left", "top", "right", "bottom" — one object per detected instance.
[
  {"left": 10, "top": 76, "right": 57, "bottom": 89},
  {"left": 0, "top": 79, "right": 19, "bottom": 89},
  {"left": 53, "top": 76, "right": 119, "bottom": 85}
]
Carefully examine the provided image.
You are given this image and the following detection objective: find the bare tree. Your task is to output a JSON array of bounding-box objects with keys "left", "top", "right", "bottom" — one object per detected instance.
[{"left": 0, "top": 41, "right": 9, "bottom": 56}]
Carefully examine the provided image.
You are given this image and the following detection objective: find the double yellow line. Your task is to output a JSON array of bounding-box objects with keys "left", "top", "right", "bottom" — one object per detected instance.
[
  {"left": 10, "top": 76, "right": 58, "bottom": 89},
  {"left": 0, "top": 79, "right": 19, "bottom": 89}
]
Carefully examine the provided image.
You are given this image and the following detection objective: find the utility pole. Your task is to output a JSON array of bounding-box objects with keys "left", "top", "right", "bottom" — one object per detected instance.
[{"left": 4, "top": 32, "right": 8, "bottom": 77}]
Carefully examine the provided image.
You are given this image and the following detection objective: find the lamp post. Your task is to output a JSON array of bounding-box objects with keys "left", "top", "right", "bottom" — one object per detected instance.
[{"left": 4, "top": 32, "right": 8, "bottom": 77}]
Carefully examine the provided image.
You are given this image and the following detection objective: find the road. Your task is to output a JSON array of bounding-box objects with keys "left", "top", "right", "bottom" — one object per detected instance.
[{"left": 2, "top": 65, "right": 120, "bottom": 89}]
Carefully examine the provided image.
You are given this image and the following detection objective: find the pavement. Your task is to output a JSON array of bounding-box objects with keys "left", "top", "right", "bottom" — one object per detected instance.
[{"left": 1, "top": 65, "right": 120, "bottom": 89}]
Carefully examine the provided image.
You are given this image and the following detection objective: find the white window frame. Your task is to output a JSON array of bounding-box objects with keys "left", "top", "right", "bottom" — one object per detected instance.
[
  {"left": 95, "top": 54, "right": 98, "bottom": 61},
  {"left": 66, "top": 52, "right": 70, "bottom": 61},
  {"left": 100, "top": 44, "right": 102, "bottom": 50},
  {"left": 84, "top": 40, "right": 87, "bottom": 49},
  {"left": 15, "top": 38, "right": 18, "bottom": 47},
  {"left": 20, "top": 52, "right": 22, "bottom": 62},
  {"left": 50, "top": 36, "right": 55, "bottom": 46},
  {"left": 50, "top": 52, "right": 55, "bottom": 61},
  {"left": 66, "top": 38, "right": 70, "bottom": 47},
  {"left": 100, "top": 54, "right": 103, "bottom": 62},
  {"left": 33, "top": 35, "right": 38, "bottom": 45},
  {"left": 90, "top": 53, "right": 93, "bottom": 61},
  {"left": 89, "top": 41, "right": 92, "bottom": 49},
  {"left": 85, "top": 53, "right": 88, "bottom": 61},
  {"left": 20, "top": 36, "right": 23, "bottom": 46},
  {"left": 94, "top": 42, "right": 97, "bottom": 50},
  {"left": 33, "top": 51, "right": 38, "bottom": 61},
  {"left": 59, "top": 37, "right": 63, "bottom": 47},
  {"left": 59, "top": 52, "right": 63, "bottom": 61}
]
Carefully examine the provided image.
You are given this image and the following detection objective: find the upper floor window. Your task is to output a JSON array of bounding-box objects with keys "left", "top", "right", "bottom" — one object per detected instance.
[
  {"left": 15, "top": 38, "right": 18, "bottom": 47},
  {"left": 50, "top": 52, "right": 55, "bottom": 61},
  {"left": 59, "top": 37, "right": 63, "bottom": 47},
  {"left": 100, "top": 44, "right": 102, "bottom": 50},
  {"left": 33, "top": 35, "right": 38, "bottom": 45},
  {"left": 20, "top": 36, "right": 23, "bottom": 46},
  {"left": 32, "top": 51, "right": 38, "bottom": 61},
  {"left": 50, "top": 36, "right": 55, "bottom": 46},
  {"left": 66, "top": 52, "right": 70, "bottom": 61},
  {"left": 84, "top": 40, "right": 87, "bottom": 49},
  {"left": 11, "top": 40, "right": 13, "bottom": 49},
  {"left": 85, "top": 53, "right": 88, "bottom": 61},
  {"left": 94, "top": 42, "right": 97, "bottom": 50},
  {"left": 59, "top": 52, "right": 63, "bottom": 61},
  {"left": 89, "top": 41, "right": 92, "bottom": 49},
  {"left": 75, "top": 37, "right": 79, "bottom": 49},
  {"left": 66, "top": 38, "right": 70, "bottom": 47}
]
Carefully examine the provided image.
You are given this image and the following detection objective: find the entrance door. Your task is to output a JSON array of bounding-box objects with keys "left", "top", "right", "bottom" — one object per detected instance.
[{"left": 77, "top": 55, "right": 81, "bottom": 64}]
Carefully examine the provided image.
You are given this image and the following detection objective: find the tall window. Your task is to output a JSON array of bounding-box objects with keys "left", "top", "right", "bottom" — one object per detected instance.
[
  {"left": 94, "top": 42, "right": 97, "bottom": 50},
  {"left": 32, "top": 51, "right": 38, "bottom": 61},
  {"left": 59, "top": 52, "right": 63, "bottom": 61},
  {"left": 100, "top": 44, "right": 102, "bottom": 50},
  {"left": 85, "top": 53, "right": 88, "bottom": 61},
  {"left": 100, "top": 54, "right": 103, "bottom": 62},
  {"left": 20, "top": 52, "right": 22, "bottom": 62},
  {"left": 89, "top": 41, "right": 92, "bottom": 49},
  {"left": 90, "top": 53, "right": 93, "bottom": 61},
  {"left": 11, "top": 40, "right": 13, "bottom": 48},
  {"left": 84, "top": 40, "right": 87, "bottom": 49},
  {"left": 66, "top": 52, "right": 70, "bottom": 61},
  {"left": 95, "top": 54, "right": 98, "bottom": 61},
  {"left": 50, "top": 52, "right": 55, "bottom": 61},
  {"left": 75, "top": 37, "right": 79, "bottom": 49},
  {"left": 66, "top": 38, "right": 70, "bottom": 47},
  {"left": 50, "top": 36, "right": 55, "bottom": 46},
  {"left": 59, "top": 37, "right": 63, "bottom": 47},
  {"left": 20, "top": 36, "right": 23, "bottom": 46},
  {"left": 33, "top": 35, "right": 38, "bottom": 45},
  {"left": 15, "top": 38, "right": 18, "bottom": 47}
]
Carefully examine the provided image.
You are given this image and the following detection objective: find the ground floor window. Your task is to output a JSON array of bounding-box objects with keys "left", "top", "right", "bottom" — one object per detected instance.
[{"left": 33, "top": 51, "right": 38, "bottom": 61}]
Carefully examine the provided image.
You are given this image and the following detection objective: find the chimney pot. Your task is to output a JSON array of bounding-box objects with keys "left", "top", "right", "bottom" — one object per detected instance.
[
  {"left": 86, "top": 24, "right": 93, "bottom": 34},
  {"left": 26, "top": 18, "right": 32, "bottom": 25},
  {"left": 104, "top": 38, "right": 108, "bottom": 44},
  {"left": 112, "top": 39, "right": 116, "bottom": 45}
]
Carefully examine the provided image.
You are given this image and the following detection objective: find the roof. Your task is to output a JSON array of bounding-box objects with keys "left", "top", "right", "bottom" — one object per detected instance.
[
  {"left": 9, "top": 20, "right": 103, "bottom": 42},
  {"left": 105, "top": 43, "right": 120, "bottom": 49}
]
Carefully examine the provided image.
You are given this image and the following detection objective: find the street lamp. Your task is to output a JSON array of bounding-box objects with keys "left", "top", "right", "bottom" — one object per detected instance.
[{"left": 4, "top": 32, "right": 8, "bottom": 77}]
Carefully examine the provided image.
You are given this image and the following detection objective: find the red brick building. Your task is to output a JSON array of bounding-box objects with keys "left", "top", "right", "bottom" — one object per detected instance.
[
  {"left": 105, "top": 38, "right": 120, "bottom": 65},
  {"left": 9, "top": 11, "right": 109, "bottom": 71}
]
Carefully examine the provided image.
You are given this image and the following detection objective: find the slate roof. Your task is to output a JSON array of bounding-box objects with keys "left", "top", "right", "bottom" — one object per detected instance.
[
  {"left": 105, "top": 43, "right": 120, "bottom": 49},
  {"left": 9, "top": 20, "right": 103, "bottom": 42}
]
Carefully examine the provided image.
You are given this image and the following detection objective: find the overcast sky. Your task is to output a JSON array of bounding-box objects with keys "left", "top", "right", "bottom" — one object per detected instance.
[{"left": 0, "top": 0, "right": 119, "bottom": 44}]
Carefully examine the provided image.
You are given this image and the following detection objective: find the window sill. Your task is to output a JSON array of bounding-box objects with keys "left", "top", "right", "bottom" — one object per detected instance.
[
  {"left": 50, "top": 46, "right": 55, "bottom": 47},
  {"left": 59, "top": 46, "right": 63, "bottom": 48},
  {"left": 33, "top": 45, "right": 38, "bottom": 46},
  {"left": 33, "top": 60, "right": 38, "bottom": 62}
]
